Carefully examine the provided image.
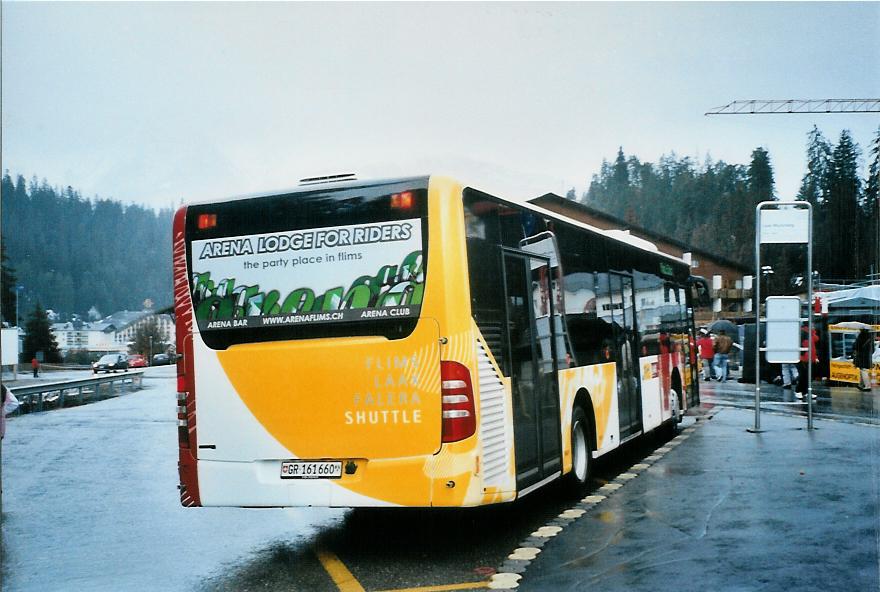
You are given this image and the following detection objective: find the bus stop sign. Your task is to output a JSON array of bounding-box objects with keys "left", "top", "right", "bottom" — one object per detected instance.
[{"left": 765, "top": 296, "right": 801, "bottom": 363}]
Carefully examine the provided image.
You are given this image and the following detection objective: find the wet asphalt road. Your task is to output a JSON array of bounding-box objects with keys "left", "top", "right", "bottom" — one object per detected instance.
[
  {"left": 699, "top": 373, "right": 880, "bottom": 426},
  {"left": 1, "top": 367, "right": 674, "bottom": 592}
]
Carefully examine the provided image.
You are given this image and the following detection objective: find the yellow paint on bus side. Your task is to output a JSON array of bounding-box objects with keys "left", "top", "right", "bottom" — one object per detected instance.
[
  {"left": 215, "top": 177, "right": 485, "bottom": 507},
  {"left": 558, "top": 363, "right": 617, "bottom": 472}
]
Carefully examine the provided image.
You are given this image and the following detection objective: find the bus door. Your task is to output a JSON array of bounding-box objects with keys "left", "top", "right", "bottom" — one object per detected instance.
[
  {"left": 610, "top": 273, "right": 642, "bottom": 438},
  {"left": 502, "top": 250, "right": 562, "bottom": 491}
]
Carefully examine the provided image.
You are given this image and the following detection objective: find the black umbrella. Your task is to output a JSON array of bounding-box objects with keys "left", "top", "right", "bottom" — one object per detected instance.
[{"left": 708, "top": 319, "right": 739, "bottom": 342}]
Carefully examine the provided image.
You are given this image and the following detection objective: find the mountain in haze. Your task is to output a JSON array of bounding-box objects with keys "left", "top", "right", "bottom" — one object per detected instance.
[
  {"left": 1, "top": 172, "right": 173, "bottom": 324},
  {"left": 3, "top": 126, "right": 877, "bottom": 325}
]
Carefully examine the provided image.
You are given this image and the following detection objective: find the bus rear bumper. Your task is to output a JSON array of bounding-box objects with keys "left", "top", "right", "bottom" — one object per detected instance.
[{"left": 196, "top": 457, "right": 431, "bottom": 508}]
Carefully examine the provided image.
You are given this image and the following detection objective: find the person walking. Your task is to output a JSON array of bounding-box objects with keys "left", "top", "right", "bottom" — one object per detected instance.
[
  {"left": 697, "top": 328, "right": 715, "bottom": 381},
  {"left": 2, "top": 384, "right": 19, "bottom": 506},
  {"left": 1, "top": 384, "right": 19, "bottom": 440},
  {"left": 713, "top": 329, "right": 733, "bottom": 383},
  {"left": 780, "top": 362, "right": 798, "bottom": 390},
  {"left": 30, "top": 357, "right": 39, "bottom": 378},
  {"left": 853, "top": 328, "right": 875, "bottom": 392},
  {"left": 795, "top": 326, "right": 819, "bottom": 399}
]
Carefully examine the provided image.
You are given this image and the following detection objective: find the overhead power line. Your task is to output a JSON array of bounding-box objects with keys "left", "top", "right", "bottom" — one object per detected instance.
[{"left": 705, "top": 99, "right": 880, "bottom": 116}]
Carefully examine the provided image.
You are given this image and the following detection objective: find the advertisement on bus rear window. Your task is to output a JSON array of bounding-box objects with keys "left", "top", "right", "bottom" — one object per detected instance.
[{"left": 190, "top": 219, "right": 424, "bottom": 330}]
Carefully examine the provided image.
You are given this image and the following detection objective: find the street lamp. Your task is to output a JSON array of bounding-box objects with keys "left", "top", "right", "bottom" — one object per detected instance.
[
  {"left": 758, "top": 267, "right": 774, "bottom": 314},
  {"left": 761, "top": 265, "right": 774, "bottom": 296},
  {"left": 15, "top": 285, "right": 24, "bottom": 327}
]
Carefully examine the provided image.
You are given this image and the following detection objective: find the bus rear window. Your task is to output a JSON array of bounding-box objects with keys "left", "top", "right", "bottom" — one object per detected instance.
[{"left": 186, "top": 180, "right": 429, "bottom": 348}]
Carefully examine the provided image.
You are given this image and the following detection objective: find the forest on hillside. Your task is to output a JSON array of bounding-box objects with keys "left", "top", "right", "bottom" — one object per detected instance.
[
  {"left": 573, "top": 126, "right": 879, "bottom": 288},
  {"left": 1, "top": 125, "right": 877, "bottom": 324},
  {"left": 1, "top": 173, "right": 173, "bottom": 325}
]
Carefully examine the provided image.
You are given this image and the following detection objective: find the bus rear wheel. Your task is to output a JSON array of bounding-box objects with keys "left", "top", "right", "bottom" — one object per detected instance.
[{"left": 565, "top": 406, "right": 592, "bottom": 496}]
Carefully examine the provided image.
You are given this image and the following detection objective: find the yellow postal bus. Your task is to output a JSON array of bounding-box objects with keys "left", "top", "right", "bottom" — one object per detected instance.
[{"left": 172, "top": 176, "right": 701, "bottom": 508}]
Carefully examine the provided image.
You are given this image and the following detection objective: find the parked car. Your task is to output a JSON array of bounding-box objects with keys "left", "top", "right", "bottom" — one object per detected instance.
[
  {"left": 93, "top": 353, "right": 129, "bottom": 373},
  {"left": 152, "top": 353, "right": 172, "bottom": 366},
  {"left": 128, "top": 354, "right": 147, "bottom": 368}
]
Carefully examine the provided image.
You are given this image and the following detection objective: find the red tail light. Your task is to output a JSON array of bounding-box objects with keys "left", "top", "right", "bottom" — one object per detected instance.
[
  {"left": 441, "top": 361, "right": 476, "bottom": 443},
  {"left": 390, "top": 191, "right": 414, "bottom": 209},
  {"left": 197, "top": 213, "right": 217, "bottom": 230}
]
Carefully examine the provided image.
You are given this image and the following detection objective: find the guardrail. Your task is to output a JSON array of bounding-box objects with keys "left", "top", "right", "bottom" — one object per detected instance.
[{"left": 7, "top": 371, "right": 145, "bottom": 414}]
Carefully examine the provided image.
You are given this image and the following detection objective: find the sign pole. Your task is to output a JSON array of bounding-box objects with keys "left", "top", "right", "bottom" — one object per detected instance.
[
  {"left": 806, "top": 204, "right": 814, "bottom": 430},
  {"left": 753, "top": 201, "right": 813, "bottom": 433},
  {"left": 752, "top": 204, "right": 763, "bottom": 432}
]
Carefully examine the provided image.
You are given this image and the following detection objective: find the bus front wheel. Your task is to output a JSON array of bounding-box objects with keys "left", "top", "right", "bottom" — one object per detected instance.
[{"left": 565, "top": 406, "right": 592, "bottom": 496}]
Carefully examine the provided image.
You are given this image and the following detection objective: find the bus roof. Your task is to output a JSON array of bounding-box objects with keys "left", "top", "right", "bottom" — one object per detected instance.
[
  {"left": 182, "top": 176, "right": 429, "bottom": 207},
  {"left": 183, "top": 174, "right": 690, "bottom": 269},
  {"left": 459, "top": 182, "right": 691, "bottom": 269}
]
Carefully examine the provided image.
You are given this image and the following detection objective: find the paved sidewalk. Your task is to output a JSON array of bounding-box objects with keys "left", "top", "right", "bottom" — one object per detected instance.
[
  {"left": 506, "top": 408, "right": 880, "bottom": 591},
  {"left": 2, "top": 368, "right": 94, "bottom": 386}
]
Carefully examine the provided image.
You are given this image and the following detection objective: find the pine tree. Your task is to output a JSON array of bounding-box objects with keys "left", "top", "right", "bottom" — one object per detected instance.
[
  {"left": 827, "top": 130, "right": 862, "bottom": 280},
  {"left": 797, "top": 126, "right": 833, "bottom": 207},
  {"left": 611, "top": 147, "right": 630, "bottom": 191},
  {"left": 22, "top": 302, "right": 61, "bottom": 363},
  {"left": 725, "top": 148, "right": 777, "bottom": 265},
  {"left": 797, "top": 127, "right": 834, "bottom": 276},
  {"left": 862, "top": 126, "right": 880, "bottom": 278},
  {"left": 1, "top": 239, "right": 17, "bottom": 325},
  {"left": 585, "top": 159, "right": 613, "bottom": 210},
  {"left": 748, "top": 147, "right": 775, "bottom": 202}
]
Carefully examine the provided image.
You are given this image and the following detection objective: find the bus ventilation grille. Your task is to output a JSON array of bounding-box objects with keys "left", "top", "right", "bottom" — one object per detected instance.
[{"left": 476, "top": 340, "right": 509, "bottom": 486}]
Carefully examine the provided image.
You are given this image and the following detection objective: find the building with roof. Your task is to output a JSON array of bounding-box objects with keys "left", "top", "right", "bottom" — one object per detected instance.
[
  {"left": 818, "top": 285, "right": 880, "bottom": 324},
  {"left": 51, "top": 310, "right": 175, "bottom": 358},
  {"left": 527, "top": 193, "right": 753, "bottom": 324}
]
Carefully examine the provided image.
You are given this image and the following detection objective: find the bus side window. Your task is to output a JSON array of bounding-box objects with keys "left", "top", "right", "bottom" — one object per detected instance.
[
  {"left": 633, "top": 272, "right": 665, "bottom": 356},
  {"left": 466, "top": 237, "right": 508, "bottom": 373}
]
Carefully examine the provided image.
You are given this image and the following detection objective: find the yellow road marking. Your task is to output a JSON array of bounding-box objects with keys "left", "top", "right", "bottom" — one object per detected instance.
[
  {"left": 316, "top": 547, "right": 366, "bottom": 592},
  {"left": 317, "top": 546, "right": 486, "bottom": 592},
  {"left": 375, "top": 582, "right": 489, "bottom": 592}
]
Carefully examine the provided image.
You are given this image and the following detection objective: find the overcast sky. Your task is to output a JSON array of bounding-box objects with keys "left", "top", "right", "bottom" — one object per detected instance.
[{"left": 2, "top": 2, "right": 879, "bottom": 210}]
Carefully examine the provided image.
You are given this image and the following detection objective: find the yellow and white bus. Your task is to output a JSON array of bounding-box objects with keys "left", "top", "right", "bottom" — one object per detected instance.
[{"left": 172, "top": 176, "right": 702, "bottom": 508}]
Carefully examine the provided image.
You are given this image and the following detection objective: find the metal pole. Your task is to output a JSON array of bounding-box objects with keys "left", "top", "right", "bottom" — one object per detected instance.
[
  {"left": 806, "top": 203, "right": 814, "bottom": 430},
  {"left": 752, "top": 203, "right": 762, "bottom": 432}
]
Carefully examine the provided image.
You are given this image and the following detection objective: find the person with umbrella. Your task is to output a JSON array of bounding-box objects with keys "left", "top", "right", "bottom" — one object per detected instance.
[
  {"left": 853, "top": 328, "right": 875, "bottom": 392},
  {"left": 713, "top": 329, "right": 733, "bottom": 382}
]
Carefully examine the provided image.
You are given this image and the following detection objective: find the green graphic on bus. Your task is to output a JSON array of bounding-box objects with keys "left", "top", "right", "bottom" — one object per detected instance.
[{"left": 192, "top": 250, "right": 424, "bottom": 326}]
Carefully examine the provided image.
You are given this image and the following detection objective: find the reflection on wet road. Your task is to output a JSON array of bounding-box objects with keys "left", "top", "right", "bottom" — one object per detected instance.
[
  {"left": 0, "top": 367, "right": 682, "bottom": 592},
  {"left": 700, "top": 376, "right": 879, "bottom": 425}
]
